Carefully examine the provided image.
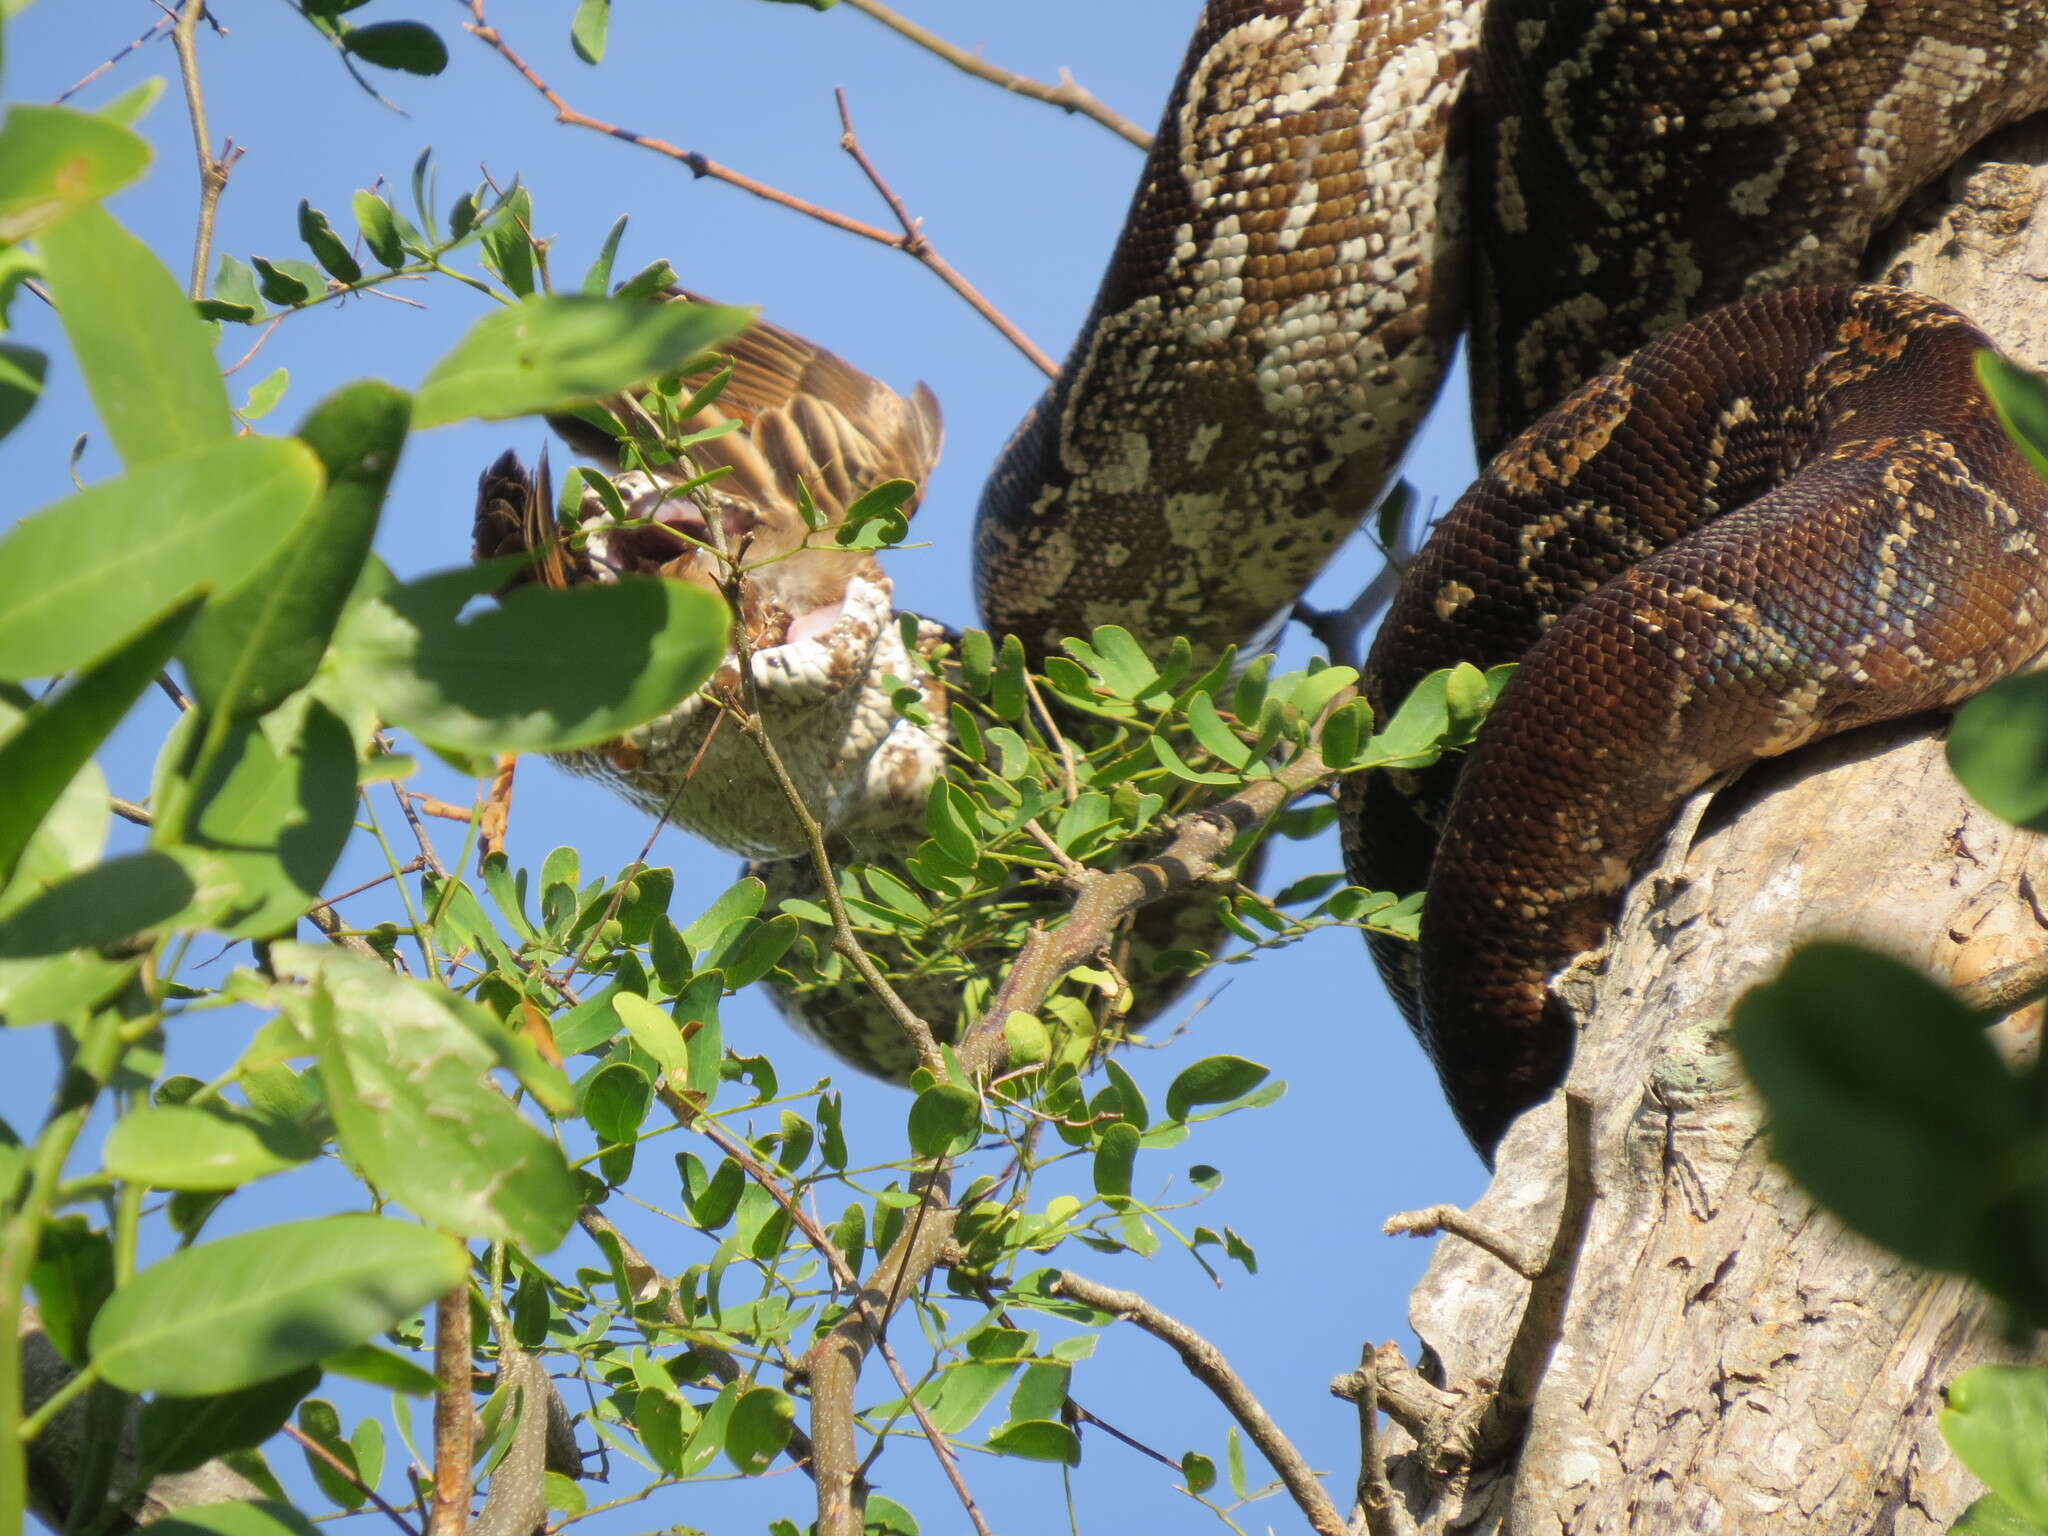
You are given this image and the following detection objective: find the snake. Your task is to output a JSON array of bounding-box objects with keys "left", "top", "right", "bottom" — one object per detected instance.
[{"left": 476, "top": 1, "right": 2048, "bottom": 1154}]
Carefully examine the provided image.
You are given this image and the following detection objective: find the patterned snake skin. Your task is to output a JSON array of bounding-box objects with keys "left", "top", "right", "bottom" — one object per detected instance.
[{"left": 480, "top": 3, "right": 2048, "bottom": 1151}]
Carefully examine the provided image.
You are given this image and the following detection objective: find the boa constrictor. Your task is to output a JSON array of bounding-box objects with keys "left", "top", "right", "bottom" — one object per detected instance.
[{"left": 477, "top": 2, "right": 2048, "bottom": 1154}]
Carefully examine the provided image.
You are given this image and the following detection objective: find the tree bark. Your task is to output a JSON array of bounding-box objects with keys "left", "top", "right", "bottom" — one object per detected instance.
[{"left": 1373, "top": 118, "right": 2048, "bottom": 1534}]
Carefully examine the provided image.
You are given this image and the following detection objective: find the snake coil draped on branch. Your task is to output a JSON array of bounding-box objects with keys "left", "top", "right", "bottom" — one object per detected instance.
[{"left": 476, "top": 1, "right": 2048, "bottom": 1156}]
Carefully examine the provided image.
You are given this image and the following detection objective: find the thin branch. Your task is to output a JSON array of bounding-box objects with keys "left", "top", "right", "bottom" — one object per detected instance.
[
  {"left": 1382, "top": 1204, "right": 1543, "bottom": 1280},
  {"left": 282, "top": 1423, "right": 423, "bottom": 1536},
  {"left": 109, "top": 798, "right": 152, "bottom": 828},
  {"left": 460, "top": 1, "right": 1054, "bottom": 377},
  {"left": 714, "top": 570, "right": 944, "bottom": 1076},
  {"left": 833, "top": 89, "right": 1057, "bottom": 376},
  {"left": 1048, "top": 1271, "right": 1346, "bottom": 1536},
  {"left": 871, "top": 1334, "right": 996, "bottom": 1536},
  {"left": 53, "top": 11, "right": 177, "bottom": 103},
  {"left": 154, "top": 673, "right": 190, "bottom": 712},
  {"left": 389, "top": 779, "right": 450, "bottom": 880},
  {"left": 302, "top": 899, "right": 385, "bottom": 961},
  {"left": 843, "top": 0, "right": 1151, "bottom": 149},
  {"left": 170, "top": 0, "right": 242, "bottom": 301},
  {"left": 1956, "top": 948, "right": 2048, "bottom": 1020}
]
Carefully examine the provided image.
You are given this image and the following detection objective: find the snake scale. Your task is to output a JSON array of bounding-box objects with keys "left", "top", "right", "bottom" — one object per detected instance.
[{"left": 477, "top": 2, "right": 2048, "bottom": 1155}]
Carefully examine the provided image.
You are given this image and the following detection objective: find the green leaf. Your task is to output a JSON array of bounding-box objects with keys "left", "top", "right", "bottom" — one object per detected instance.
[
  {"left": 281, "top": 943, "right": 579, "bottom": 1251},
  {"left": 1004, "top": 1011, "right": 1050, "bottom": 1066},
  {"left": 0, "top": 338, "right": 45, "bottom": 440},
  {"left": 724, "top": 1384, "right": 795, "bottom": 1475},
  {"left": 1979, "top": 351, "right": 2048, "bottom": 486},
  {"left": 341, "top": 20, "right": 449, "bottom": 74},
  {"left": 147, "top": 1502, "right": 325, "bottom": 1536},
  {"left": 297, "top": 1397, "right": 363, "bottom": 1509},
  {"left": 723, "top": 912, "right": 798, "bottom": 989},
  {"left": 161, "top": 705, "right": 359, "bottom": 938},
  {"left": 88, "top": 1214, "right": 467, "bottom": 1394},
  {"left": 351, "top": 191, "right": 404, "bottom": 268},
  {"left": 0, "top": 434, "right": 321, "bottom": 680},
  {"left": 0, "top": 592, "right": 199, "bottom": 884},
  {"left": 251, "top": 256, "right": 321, "bottom": 306},
  {"left": 332, "top": 564, "right": 725, "bottom": 755},
  {"left": 30, "top": 1216, "right": 113, "bottom": 1364},
  {"left": 0, "top": 851, "right": 195, "bottom": 958},
  {"left": 612, "top": 992, "right": 689, "bottom": 1086},
  {"left": 1182, "top": 1450, "right": 1217, "bottom": 1495},
  {"left": 479, "top": 186, "right": 535, "bottom": 298},
  {"left": 1093, "top": 1121, "right": 1138, "bottom": 1202},
  {"left": 1951, "top": 1494, "right": 2048, "bottom": 1535},
  {"left": 38, "top": 202, "right": 231, "bottom": 465},
  {"left": 584, "top": 1060, "right": 652, "bottom": 1150},
  {"left": 1950, "top": 673, "right": 2048, "bottom": 831},
  {"left": 412, "top": 294, "right": 750, "bottom": 428},
  {"left": 1185, "top": 691, "right": 1251, "bottom": 768},
  {"left": 181, "top": 381, "right": 408, "bottom": 717},
  {"left": 210, "top": 255, "right": 265, "bottom": 319},
  {"left": 907, "top": 1082, "right": 980, "bottom": 1159},
  {"left": 1367, "top": 668, "right": 1451, "bottom": 768},
  {"left": 570, "top": 0, "right": 610, "bottom": 62},
  {"left": 236, "top": 367, "right": 289, "bottom": 421},
  {"left": 319, "top": 1342, "right": 439, "bottom": 1395},
  {"left": 1733, "top": 942, "right": 2041, "bottom": 1304},
  {"left": 985, "top": 1418, "right": 1080, "bottom": 1464},
  {"left": 1944, "top": 1366, "right": 2048, "bottom": 1526},
  {"left": 580, "top": 215, "right": 626, "bottom": 295},
  {"left": 138, "top": 1367, "right": 322, "bottom": 1475},
  {"left": 102, "top": 1102, "right": 317, "bottom": 1191},
  {"left": 1149, "top": 735, "right": 1239, "bottom": 786},
  {"left": 0, "top": 105, "right": 150, "bottom": 243},
  {"left": 296, "top": 200, "right": 361, "bottom": 284},
  {"left": 1165, "top": 1056, "right": 1271, "bottom": 1122}
]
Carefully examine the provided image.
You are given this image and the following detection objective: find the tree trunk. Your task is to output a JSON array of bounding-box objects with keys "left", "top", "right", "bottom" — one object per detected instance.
[{"left": 1375, "top": 118, "right": 2048, "bottom": 1534}]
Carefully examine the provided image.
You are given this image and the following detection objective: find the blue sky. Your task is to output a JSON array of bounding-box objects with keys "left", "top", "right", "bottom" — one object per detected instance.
[{"left": 6, "top": 3, "right": 1488, "bottom": 1530}]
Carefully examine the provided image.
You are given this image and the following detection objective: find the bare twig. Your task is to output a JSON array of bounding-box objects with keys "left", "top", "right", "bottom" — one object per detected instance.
[
  {"left": 833, "top": 89, "right": 1057, "bottom": 376},
  {"left": 460, "top": 1, "right": 1054, "bottom": 377},
  {"left": 428, "top": 1287, "right": 473, "bottom": 1536},
  {"left": 389, "top": 780, "right": 450, "bottom": 880},
  {"left": 282, "top": 1423, "right": 423, "bottom": 1536},
  {"left": 109, "top": 798, "right": 152, "bottom": 827},
  {"left": 1020, "top": 817, "right": 1089, "bottom": 883},
  {"left": 1382, "top": 1204, "right": 1543, "bottom": 1280},
  {"left": 1048, "top": 1271, "right": 1346, "bottom": 1536},
  {"left": 302, "top": 899, "right": 385, "bottom": 961},
  {"left": 843, "top": 0, "right": 1151, "bottom": 149},
  {"left": 871, "top": 1332, "right": 996, "bottom": 1536},
  {"left": 170, "top": 0, "right": 244, "bottom": 300},
  {"left": 1336, "top": 1094, "right": 1600, "bottom": 1478},
  {"left": 1957, "top": 948, "right": 2048, "bottom": 1020},
  {"left": 53, "top": 11, "right": 177, "bottom": 103},
  {"left": 311, "top": 858, "right": 427, "bottom": 913},
  {"left": 154, "top": 673, "right": 190, "bottom": 712}
]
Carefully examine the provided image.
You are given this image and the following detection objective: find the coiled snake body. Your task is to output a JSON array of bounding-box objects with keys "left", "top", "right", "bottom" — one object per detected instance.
[{"left": 481, "top": 2, "right": 2048, "bottom": 1153}]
